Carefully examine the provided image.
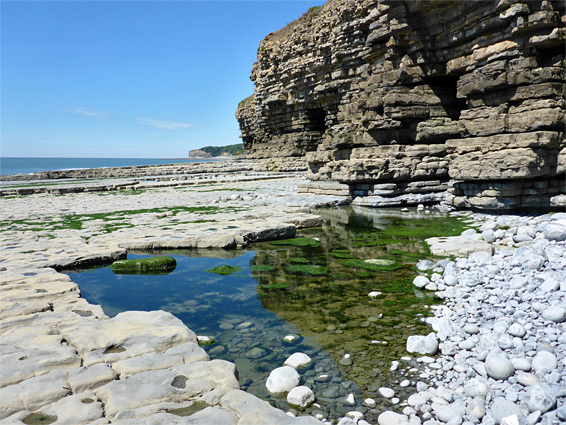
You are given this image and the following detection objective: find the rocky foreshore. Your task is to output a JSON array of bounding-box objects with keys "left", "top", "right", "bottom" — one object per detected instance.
[
  {"left": 1, "top": 164, "right": 564, "bottom": 425},
  {"left": 0, "top": 167, "right": 339, "bottom": 425},
  {"left": 367, "top": 213, "right": 565, "bottom": 425}
]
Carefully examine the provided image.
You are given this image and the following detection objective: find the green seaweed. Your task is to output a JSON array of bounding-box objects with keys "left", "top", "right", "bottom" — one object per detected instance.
[
  {"left": 288, "top": 264, "right": 328, "bottom": 276},
  {"left": 111, "top": 256, "right": 176, "bottom": 275},
  {"left": 332, "top": 249, "right": 354, "bottom": 259},
  {"left": 290, "top": 257, "right": 310, "bottom": 264},
  {"left": 206, "top": 265, "right": 241, "bottom": 275},
  {"left": 270, "top": 237, "right": 320, "bottom": 247},
  {"left": 250, "top": 265, "right": 276, "bottom": 272}
]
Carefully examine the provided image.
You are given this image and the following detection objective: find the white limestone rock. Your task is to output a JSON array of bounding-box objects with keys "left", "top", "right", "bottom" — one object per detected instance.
[
  {"left": 58, "top": 310, "right": 197, "bottom": 367},
  {"left": 284, "top": 353, "right": 312, "bottom": 369},
  {"left": 287, "top": 386, "right": 315, "bottom": 409},
  {"left": 525, "top": 383, "right": 556, "bottom": 413},
  {"left": 266, "top": 366, "right": 300, "bottom": 394},
  {"left": 220, "top": 389, "right": 322, "bottom": 424},
  {"left": 378, "top": 411, "right": 409, "bottom": 425},
  {"left": 94, "top": 360, "right": 238, "bottom": 420},
  {"left": 531, "top": 351, "right": 558, "bottom": 372},
  {"left": 484, "top": 352, "right": 515, "bottom": 380},
  {"left": 541, "top": 306, "right": 566, "bottom": 323},
  {"left": 111, "top": 342, "right": 208, "bottom": 378},
  {"left": 406, "top": 334, "right": 438, "bottom": 355}
]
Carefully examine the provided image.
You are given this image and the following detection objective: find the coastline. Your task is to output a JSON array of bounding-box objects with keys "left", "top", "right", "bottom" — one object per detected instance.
[{"left": 0, "top": 162, "right": 564, "bottom": 425}]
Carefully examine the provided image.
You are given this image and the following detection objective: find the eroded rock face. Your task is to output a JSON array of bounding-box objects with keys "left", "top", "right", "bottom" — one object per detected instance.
[{"left": 237, "top": 0, "right": 565, "bottom": 210}]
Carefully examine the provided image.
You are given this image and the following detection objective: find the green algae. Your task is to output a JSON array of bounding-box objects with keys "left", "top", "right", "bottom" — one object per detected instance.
[
  {"left": 206, "top": 265, "right": 241, "bottom": 275},
  {"left": 340, "top": 258, "right": 403, "bottom": 272},
  {"left": 288, "top": 264, "right": 328, "bottom": 275},
  {"left": 262, "top": 282, "right": 290, "bottom": 289},
  {"left": 22, "top": 413, "right": 58, "bottom": 425},
  {"left": 167, "top": 402, "right": 210, "bottom": 417},
  {"left": 290, "top": 257, "right": 310, "bottom": 264},
  {"left": 270, "top": 237, "right": 320, "bottom": 247},
  {"left": 111, "top": 256, "right": 176, "bottom": 274},
  {"left": 250, "top": 265, "right": 276, "bottom": 272},
  {"left": 332, "top": 249, "right": 354, "bottom": 259}
]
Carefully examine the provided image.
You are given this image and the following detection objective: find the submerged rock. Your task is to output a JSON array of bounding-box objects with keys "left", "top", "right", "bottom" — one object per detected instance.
[{"left": 111, "top": 256, "right": 176, "bottom": 274}]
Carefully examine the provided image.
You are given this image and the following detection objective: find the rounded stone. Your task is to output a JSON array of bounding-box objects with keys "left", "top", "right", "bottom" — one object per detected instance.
[
  {"left": 463, "top": 324, "right": 479, "bottom": 335},
  {"left": 541, "top": 306, "right": 566, "bottom": 323},
  {"left": 517, "top": 372, "right": 540, "bottom": 387},
  {"left": 507, "top": 323, "right": 526, "bottom": 338},
  {"left": 413, "top": 276, "right": 430, "bottom": 288},
  {"left": 245, "top": 347, "right": 268, "bottom": 359},
  {"left": 284, "top": 352, "right": 312, "bottom": 369},
  {"left": 378, "top": 411, "right": 408, "bottom": 425},
  {"left": 266, "top": 366, "right": 300, "bottom": 394},
  {"left": 339, "top": 354, "right": 353, "bottom": 366},
  {"left": 484, "top": 352, "right": 515, "bottom": 380},
  {"left": 379, "top": 387, "right": 395, "bottom": 398},
  {"left": 489, "top": 398, "right": 524, "bottom": 424},
  {"left": 444, "top": 275, "right": 458, "bottom": 286},
  {"left": 531, "top": 351, "right": 558, "bottom": 372},
  {"left": 464, "top": 378, "right": 489, "bottom": 397},
  {"left": 363, "top": 398, "right": 376, "bottom": 408},
  {"left": 287, "top": 386, "right": 315, "bottom": 409}
]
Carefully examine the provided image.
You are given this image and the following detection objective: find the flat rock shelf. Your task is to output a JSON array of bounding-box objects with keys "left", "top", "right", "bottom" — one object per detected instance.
[{"left": 1, "top": 165, "right": 564, "bottom": 425}]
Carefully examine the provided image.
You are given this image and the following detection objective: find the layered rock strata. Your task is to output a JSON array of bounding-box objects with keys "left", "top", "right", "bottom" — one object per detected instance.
[{"left": 237, "top": 0, "right": 565, "bottom": 210}]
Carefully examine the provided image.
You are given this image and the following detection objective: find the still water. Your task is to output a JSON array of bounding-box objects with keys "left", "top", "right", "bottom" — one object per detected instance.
[{"left": 67, "top": 206, "right": 469, "bottom": 422}]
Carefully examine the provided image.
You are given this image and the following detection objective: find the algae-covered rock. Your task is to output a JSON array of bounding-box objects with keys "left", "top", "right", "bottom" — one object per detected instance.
[
  {"left": 111, "top": 256, "right": 176, "bottom": 274},
  {"left": 206, "top": 265, "right": 241, "bottom": 275}
]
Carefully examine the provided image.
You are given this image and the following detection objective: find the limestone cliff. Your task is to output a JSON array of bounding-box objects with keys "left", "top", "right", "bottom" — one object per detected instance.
[{"left": 236, "top": 0, "right": 565, "bottom": 210}]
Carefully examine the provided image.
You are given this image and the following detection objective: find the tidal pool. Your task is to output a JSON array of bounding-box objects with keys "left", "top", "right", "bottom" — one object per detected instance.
[{"left": 67, "top": 206, "right": 470, "bottom": 423}]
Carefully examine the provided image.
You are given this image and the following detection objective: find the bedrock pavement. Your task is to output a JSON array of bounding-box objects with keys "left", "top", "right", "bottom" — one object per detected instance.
[{"left": 0, "top": 172, "right": 347, "bottom": 425}]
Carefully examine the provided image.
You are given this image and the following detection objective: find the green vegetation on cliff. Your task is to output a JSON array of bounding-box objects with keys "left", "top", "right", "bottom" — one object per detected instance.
[{"left": 192, "top": 144, "right": 242, "bottom": 157}]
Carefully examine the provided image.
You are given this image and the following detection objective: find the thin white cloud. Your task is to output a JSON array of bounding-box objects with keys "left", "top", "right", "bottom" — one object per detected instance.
[
  {"left": 69, "top": 107, "right": 111, "bottom": 121},
  {"left": 135, "top": 117, "right": 193, "bottom": 130}
]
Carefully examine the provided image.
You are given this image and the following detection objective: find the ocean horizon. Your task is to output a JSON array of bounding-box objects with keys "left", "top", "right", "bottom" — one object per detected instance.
[{"left": 0, "top": 157, "right": 216, "bottom": 176}]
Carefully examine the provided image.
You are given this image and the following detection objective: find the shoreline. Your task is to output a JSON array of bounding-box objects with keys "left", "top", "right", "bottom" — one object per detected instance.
[{"left": 0, "top": 164, "right": 564, "bottom": 425}]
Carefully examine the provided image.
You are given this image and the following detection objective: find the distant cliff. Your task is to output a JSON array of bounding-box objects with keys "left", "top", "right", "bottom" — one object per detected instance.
[
  {"left": 237, "top": 0, "right": 565, "bottom": 210},
  {"left": 189, "top": 144, "right": 242, "bottom": 158}
]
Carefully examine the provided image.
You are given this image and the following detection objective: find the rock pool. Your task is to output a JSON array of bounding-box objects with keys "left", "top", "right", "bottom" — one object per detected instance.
[{"left": 67, "top": 206, "right": 471, "bottom": 423}]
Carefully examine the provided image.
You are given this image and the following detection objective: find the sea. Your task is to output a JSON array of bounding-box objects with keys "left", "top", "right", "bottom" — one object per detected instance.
[{"left": 0, "top": 157, "right": 213, "bottom": 176}]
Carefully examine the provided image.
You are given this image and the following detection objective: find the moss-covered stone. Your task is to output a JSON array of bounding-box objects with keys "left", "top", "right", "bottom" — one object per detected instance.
[{"left": 111, "top": 256, "right": 176, "bottom": 274}]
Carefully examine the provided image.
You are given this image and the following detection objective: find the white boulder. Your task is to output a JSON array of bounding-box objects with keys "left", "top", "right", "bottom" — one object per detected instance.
[{"left": 266, "top": 366, "right": 300, "bottom": 394}]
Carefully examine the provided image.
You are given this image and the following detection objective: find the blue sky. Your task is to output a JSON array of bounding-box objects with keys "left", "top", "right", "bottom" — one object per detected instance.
[{"left": 1, "top": 0, "right": 325, "bottom": 158}]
